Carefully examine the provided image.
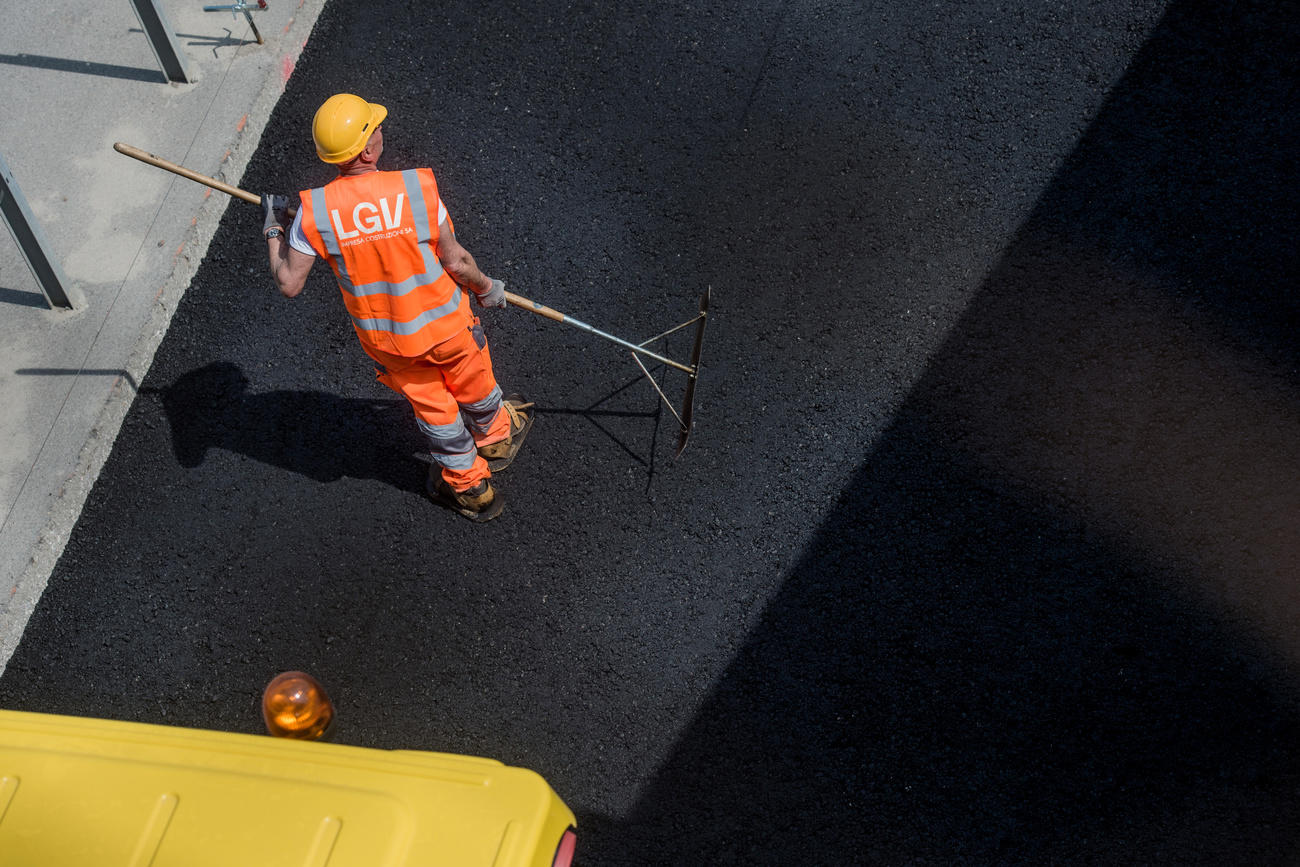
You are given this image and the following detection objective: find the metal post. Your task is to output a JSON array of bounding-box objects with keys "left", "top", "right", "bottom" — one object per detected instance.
[
  {"left": 0, "top": 152, "right": 77, "bottom": 310},
  {"left": 128, "top": 0, "right": 195, "bottom": 83}
]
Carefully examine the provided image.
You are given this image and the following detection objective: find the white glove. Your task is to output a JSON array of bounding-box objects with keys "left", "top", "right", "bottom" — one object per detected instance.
[{"left": 476, "top": 278, "right": 507, "bottom": 308}]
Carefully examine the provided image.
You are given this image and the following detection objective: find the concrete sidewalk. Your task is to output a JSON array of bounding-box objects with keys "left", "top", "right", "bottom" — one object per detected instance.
[{"left": 0, "top": 0, "right": 326, "bottom": 670}]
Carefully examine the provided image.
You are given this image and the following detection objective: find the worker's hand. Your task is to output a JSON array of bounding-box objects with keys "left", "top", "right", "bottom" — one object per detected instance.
[
  {"left": 475, "top": 278, "right": 507, "bottom": 309},
  {"left": 261, "top": 194, "right": 290, "bottom": 234}
]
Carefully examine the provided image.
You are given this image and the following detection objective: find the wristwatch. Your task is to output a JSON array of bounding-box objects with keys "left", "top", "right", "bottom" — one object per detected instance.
[{"left": 265, "top": 227, "right": 284, "bottom": 240}]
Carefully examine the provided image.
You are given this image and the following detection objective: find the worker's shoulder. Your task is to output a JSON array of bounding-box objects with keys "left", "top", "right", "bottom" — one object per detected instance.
[
  {"left": 396, "top": 166, "right": 437, "bottom": 177},
  {"left": 376, "top": 166, "right": 438, "bottom": 184}
]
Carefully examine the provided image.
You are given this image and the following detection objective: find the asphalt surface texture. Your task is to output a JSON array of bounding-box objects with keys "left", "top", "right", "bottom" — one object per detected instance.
[{"left": 3, "top": 1, "right": 1299, "bottom": 863}]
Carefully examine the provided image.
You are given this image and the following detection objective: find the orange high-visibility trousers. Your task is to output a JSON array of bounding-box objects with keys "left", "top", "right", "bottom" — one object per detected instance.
[{"left": 366, "top": 316, "right": 511, "bottom": 491}]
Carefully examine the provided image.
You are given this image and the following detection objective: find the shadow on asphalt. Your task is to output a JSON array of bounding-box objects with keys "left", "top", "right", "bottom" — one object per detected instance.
[
  {"left": 580, "top": 0, "right": 1300, "bottom": 862},
  {"left": 588, "top": 431, "right": 1300, "bottom": 862},
  {"left": 533, "top": 372, "right": 666, "bottom": 473},
  {"left": 148, "top": 361, "right": 425, "bottom": 493},
  {"left": 152, "top": 361, "right": 673, "bottom": 487}
]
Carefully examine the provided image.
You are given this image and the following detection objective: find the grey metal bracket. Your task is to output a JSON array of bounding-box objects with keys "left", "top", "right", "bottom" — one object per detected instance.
[
  {"left": 0, "top": 152, "right": 77, "bottom": 310},
  {"left": 203, "top": 0, "right": 268, "bottom": 45},
  {"left": 128, "top": 0, "right": 196, "bottom": 83}
]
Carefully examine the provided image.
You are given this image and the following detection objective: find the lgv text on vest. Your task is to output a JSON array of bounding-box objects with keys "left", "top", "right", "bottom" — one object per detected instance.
[{"left": 333, "top": 194, "right": 411, "bottom": 248}]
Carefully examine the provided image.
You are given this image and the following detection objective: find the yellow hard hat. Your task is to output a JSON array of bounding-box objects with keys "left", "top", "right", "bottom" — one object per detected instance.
[{"left": 312, "top": 93, "right": 388, "bottom": 164}]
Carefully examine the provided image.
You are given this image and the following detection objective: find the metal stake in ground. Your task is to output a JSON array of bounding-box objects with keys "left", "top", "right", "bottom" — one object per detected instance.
[{"left": 203, "top": 0, "right": 268, "bottom": 45}]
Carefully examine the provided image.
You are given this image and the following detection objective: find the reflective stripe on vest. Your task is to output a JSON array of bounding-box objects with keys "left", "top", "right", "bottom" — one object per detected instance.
[{"left": 301, "top": 169, "right": 464, "bottom": 355}]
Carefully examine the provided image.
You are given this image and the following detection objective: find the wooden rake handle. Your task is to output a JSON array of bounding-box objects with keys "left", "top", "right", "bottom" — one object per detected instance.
[{"left": 114, "top": 142, "right": 262, "bottom": 206}]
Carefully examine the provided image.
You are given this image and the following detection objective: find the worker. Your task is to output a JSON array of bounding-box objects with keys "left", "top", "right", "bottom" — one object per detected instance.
[{"left": 260, "top": 93, "right": 531, "bottom": 522}]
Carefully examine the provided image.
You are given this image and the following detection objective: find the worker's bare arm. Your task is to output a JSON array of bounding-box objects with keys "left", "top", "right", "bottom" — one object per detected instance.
[
  {"left": 435, "top": 225, "right": 493, "bottom": 295},
  {"left": 267, "top": 238, "right": 315, "bottom": 298}
]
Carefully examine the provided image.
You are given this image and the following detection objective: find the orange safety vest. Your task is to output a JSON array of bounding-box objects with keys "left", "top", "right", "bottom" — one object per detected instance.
[{"left": 298, "top": 168, "right": 469, "bottom": 356}]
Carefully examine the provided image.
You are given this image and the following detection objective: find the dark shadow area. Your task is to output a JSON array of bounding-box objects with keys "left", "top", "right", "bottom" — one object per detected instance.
[
  {"left": 146, "top": 361, "right": 426, "bottom": 493},
  {"left": 1035, "top": 6, "right": 1298, "bottom": 369},
  {"left": 0, "top": 287, "right": 50, "bottom": 309},
  {"left": 0, "top": 53, "right": 162, "bottom": 83},
  {"left": 582, "top": 0, "right": 1300, "bottom": 863},
  {"left": 588, "top": 424, "right": 1300, "bottom": 864},
  {"left": 150, "top": 361, "right": 669, "bottom": 486}
]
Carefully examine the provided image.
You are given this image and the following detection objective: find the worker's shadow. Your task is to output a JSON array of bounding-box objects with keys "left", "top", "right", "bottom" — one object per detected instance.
[{"left": 152, "top": 361, "right": 426, "bottom": 493}]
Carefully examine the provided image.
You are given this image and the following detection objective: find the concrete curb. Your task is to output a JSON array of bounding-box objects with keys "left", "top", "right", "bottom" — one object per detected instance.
[{"left": 0, "top": 0, "right": 328, "bottom": 673}]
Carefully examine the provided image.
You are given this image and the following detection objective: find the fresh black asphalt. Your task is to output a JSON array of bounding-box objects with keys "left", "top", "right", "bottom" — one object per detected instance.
[{"left": 4, "top": 1, "right": 1299, "bottom": 863}]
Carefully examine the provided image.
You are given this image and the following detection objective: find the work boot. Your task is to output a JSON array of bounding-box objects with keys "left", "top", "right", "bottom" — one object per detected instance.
[
  {"left": 426, "top": 473, "right": 505, "bottom": 523},
  {"left": 478, "top": 393, "right": 534, "bottom": 472}
]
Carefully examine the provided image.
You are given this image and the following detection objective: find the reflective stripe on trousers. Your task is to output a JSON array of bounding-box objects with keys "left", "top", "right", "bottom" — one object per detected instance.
[
  {"left": 368, "top": 317, "right": 509, "bottom": 490},
  {"left": 413, "top": 383, "right": 503, "bottom": 466}
]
